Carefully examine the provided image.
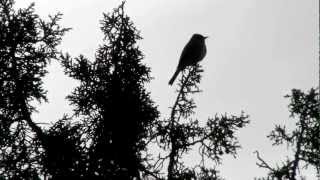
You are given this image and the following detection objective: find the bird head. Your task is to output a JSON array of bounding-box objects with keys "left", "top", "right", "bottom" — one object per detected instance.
[{"left": 192, "top": 34, "right": 208, "bottom": 41}]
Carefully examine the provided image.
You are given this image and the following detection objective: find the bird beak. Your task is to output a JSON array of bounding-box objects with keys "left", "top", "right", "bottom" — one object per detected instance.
[{"left": 204, "top": 36, "right": 209, "bottom": 39}]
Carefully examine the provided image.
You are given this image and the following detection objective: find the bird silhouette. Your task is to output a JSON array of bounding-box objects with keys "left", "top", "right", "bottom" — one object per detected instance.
[{"left": 169, "top": 33, "right": 208, "bottom": 85}]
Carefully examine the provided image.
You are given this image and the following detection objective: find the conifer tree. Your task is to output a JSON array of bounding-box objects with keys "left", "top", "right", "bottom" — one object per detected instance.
[
  {"left": 0, "top": 0, "right": 69, "bottom": 178},
  {"left": 255, "top": 88, "right": 320, "bottom": 180},
  {"left": 61, "top": 2, "right": 159, "bottom": 179},
  {"left": 151, "top": 65, "right": 249, "bottom": 180}
]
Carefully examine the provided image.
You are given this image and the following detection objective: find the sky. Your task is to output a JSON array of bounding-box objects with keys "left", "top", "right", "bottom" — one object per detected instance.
[{"left": 15, "top": 0, "right": 319, "bottom": 179}]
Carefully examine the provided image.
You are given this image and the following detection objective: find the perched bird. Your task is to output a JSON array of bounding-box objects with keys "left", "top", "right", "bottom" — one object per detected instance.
[{"left": 169, "top": 33, "right": 208, "bottom": 85}]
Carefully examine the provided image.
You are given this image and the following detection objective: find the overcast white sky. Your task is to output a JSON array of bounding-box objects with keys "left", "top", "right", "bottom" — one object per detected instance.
[{"left": 16, "top": 0, "right": 319, "bottom": 179}]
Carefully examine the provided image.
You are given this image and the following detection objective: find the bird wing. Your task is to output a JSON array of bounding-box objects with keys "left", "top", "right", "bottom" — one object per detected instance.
[{"left": 177, "top": 39, "right": 203, "bottom": 70}]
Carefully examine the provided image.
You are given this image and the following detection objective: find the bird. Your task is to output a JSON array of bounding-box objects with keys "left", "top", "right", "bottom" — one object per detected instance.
[{"left": 168, "top": 33, "right": 208, "bottom": 85}]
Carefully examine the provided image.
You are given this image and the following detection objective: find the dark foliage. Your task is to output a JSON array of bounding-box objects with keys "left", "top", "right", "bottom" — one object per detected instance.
[
  {"left": 60, "top": 2, "right": 159, "bottom": 179},
  {"left": 43, "top": 116, "right": 84, "bottom": 179},
  {"left": 0, "top": 0, "right": 70, "bottom": 178},
  {"left": 255, "top": 88, "right": 320, "bottom": 180},
  {"left": 149, "top": 65, "right": 249, "bottom": 180}
]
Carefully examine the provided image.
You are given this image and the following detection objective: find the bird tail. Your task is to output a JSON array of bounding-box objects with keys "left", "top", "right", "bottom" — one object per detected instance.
[{"left": 168, "top": 69, "right": 180, "bottom": 85}]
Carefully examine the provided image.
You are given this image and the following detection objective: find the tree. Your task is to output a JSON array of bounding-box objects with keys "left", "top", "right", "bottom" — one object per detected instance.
[
  {"left": 255, "top": 88, "right": 320, "bottom": 180},
  {"left": 60, "top": 2, "right": 159, "bottom": 179},
  {"left": 0, "top": 0, "right": 70, "bottom": 178},
  {"left": 149, "top": 65, "right": 249, "bottom": 180}
]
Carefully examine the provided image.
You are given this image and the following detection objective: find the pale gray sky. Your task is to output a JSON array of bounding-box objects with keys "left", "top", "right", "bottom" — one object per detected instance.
[{"left": 16, "top": 0, "right": 319, "bottom": 179}]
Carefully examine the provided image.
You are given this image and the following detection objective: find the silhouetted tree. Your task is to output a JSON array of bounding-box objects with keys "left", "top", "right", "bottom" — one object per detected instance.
[
  {"left": 0, "top": 0, "right": 70, "bottom": 178},
  {"left": 61, "top": 2, "right": 159, "bottom": 179},
  {"left": 255, "top": 88, "right": 320, "bottom": 180},
  {"left": 149, "top": 65, "right": 249, "bottom": 180}
]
